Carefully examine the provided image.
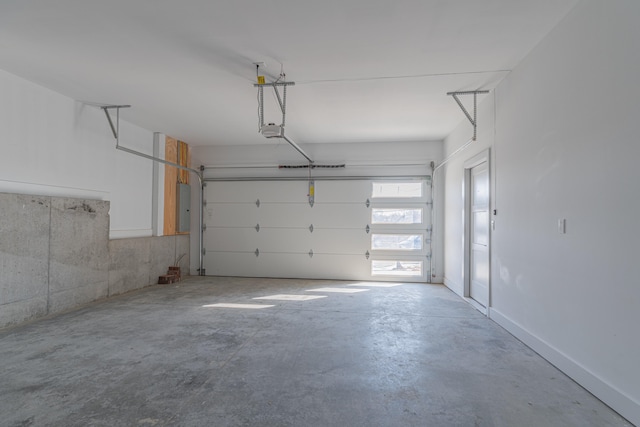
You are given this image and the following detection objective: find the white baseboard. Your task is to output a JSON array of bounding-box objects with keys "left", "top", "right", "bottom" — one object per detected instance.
[
  {"left": 490, "top": 308, "right": 639, "bottom": 426},
  {"left": 443, "top": 277, "right": 463, "bottom": 297}
]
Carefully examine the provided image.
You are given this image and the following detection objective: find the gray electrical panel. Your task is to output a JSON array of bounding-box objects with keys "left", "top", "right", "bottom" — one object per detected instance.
[{"left": 177, "top": 183, "right": 191, "bottom": 232}]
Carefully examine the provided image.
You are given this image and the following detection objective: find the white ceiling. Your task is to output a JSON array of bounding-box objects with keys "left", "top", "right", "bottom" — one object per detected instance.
[{"left": 0, "top": 0, "right": 578, "bottom": 147}]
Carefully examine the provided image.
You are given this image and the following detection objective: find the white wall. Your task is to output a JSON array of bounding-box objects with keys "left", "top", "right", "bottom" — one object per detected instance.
[
  {"left": 0, "top": 69, "right": 156, "bottom": 238},
  {"left": 190, "top": 140, "right": 443, "bottom": 277},
  {"left": 440, "top": 93, "right": 496, "bottom": 297},
  {"left": 442, "top": 1, "right": 640, "bottom": 424}
]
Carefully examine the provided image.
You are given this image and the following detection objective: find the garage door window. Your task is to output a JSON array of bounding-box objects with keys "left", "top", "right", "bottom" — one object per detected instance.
[
  {"left": 372, "top": 260, "right": 423, "bottom": 277},
  {"left": 369, "top": 180, "right": 428, "bottom": 279},
  {"left": 371, "top": 234, "right": 423, "bottom": 251},
  {"left": 372, "top": 182, "right": 422, "bottom": 198},
  {"left": 371, "top": 208, "right": 423, "bottom": 225}
]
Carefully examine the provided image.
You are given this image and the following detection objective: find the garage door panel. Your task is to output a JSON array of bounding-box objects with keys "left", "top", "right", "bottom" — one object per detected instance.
[
  {"left": 257, "top": 181, "right": 309, "bottom": 203},
  {"left": 205, "top": 252, "right": 261, "bottom": 277},
  {"left": 206, "top": 182, "right": 259, "bottom": 203},
  {"left": 203, "top": 178, "right": 431, "bottom": 282},
  {"left": 314, "top": 181, "right": 372, "bottom": 203},
  {"left": 309, "top": 204, "right": 369, "bottom": 228},
  {"left": 206, "top": 204, "right": 258, "bottom": 227},
  {"left": 206, "top": 253, "right": 369, "bottom": 280},
  {"left": 256, "top": 229, "right": 311, "bottom": 253},
  {"left": 204, "top": 228, "right": 257, "bottom": 253},
  {"left": 304, "top": 254, "right": 370, "bottom": 279},
  {"left": 258, "top": 203, "right": 311, "bottom": 227},
  {"left": 311, "top": 229, "right": 368, "bottom": 254},
  {"left": 255, "top": 253, "right": 315, "bottom": 278}
]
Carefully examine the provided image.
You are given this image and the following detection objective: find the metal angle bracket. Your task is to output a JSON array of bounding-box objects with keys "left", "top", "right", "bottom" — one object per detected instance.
[
  {"left": 254, "top": 81, "right": 295, "bottom": 129},
  {"left": 100, "top": 104, "right": 131, "bottom": 140},
  {"left": 252, "top": 68, "right": 313, "bottom": 164},
  {"left": 446, "top": 90, "right": 489, "bottom": 141}
]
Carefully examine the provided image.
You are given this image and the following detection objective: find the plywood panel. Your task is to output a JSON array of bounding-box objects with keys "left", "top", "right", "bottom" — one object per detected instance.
[
  {"left": 178, "top": 140, "right": 190, "bottom": 185},
  {"left": 163, "top": 137, "right": 177, "bottom": 235}
]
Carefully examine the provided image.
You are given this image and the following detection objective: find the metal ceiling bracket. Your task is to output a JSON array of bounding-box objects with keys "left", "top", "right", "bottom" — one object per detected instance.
[
  {"left": 253, "top": 69, "right": 313, "bottom": 163},
  {"left": 101, "top": 105, "right": 131, "bottom": 140},
  {"left": 254, "top": 81, "right": 295, "bottom": 130},
  {"left": 446, "top": 90, "right": 489, "bottom": 141}
]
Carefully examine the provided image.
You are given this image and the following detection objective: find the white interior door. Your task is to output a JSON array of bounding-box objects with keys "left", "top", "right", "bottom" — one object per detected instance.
[
  {"left": 469, "top": 162, "right": 490, "bottom": 307},
  {"left": 203, "top": 178, "right": 430, "bottom": 282}
]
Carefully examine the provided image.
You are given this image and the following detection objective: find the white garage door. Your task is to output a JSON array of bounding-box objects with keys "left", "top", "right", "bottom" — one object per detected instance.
[{"left": 203, "top": 178, "right": 431, "bottom": 282}]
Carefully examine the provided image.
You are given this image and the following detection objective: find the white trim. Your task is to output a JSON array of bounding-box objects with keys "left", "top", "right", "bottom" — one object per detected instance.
[
  {"left": 464, "top": 296, "right": 488, "bottom": 315},
  {"left": 109, "top": 229, "right": 153, "bottom": 239},
  {"left": 490, "top": 309, "right": 640, "bottom": 426},
  {"left": 444, "top": 277, "right": 487, "bottom": 315},
  {"left": 0, "top": 179, "right": 109, "bottom": 201},
  {"left": 462, "top": 148, "right": 491, "bottom": 307},
  {"left": 463, "top": 149, "right": 491, "bottom": 169}
]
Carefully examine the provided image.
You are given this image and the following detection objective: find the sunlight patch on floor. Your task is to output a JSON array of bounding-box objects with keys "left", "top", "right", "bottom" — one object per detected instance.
[
  {"left": 253, "top": 294, "right": 327, "bottom": 301},
  {"left": 306, "top": 288, "right": 369, "bottom": 293},
  {"left": 202, "top": 303, "right": 275, "bottom": 309},
  {"left": 347, "top": 282, "right": 404, "bottom": 288}
]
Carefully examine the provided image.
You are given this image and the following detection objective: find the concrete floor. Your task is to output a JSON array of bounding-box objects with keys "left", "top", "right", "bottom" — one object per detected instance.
[{"left": 0, "top": 277, "right": 632, "bottom": 427}]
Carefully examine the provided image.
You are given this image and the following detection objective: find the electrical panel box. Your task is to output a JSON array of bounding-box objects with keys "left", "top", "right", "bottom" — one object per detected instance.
[{"left": 177, "top": 183, "right": 191, "bottom": 233}]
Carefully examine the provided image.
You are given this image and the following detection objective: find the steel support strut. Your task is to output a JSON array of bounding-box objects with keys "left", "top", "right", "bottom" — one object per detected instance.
[
  {"left": 446, "top": 90, "right": 489, "bottom": 141},
  {"left": 254, "top": 80, "right": 313, "bottom": 163}
]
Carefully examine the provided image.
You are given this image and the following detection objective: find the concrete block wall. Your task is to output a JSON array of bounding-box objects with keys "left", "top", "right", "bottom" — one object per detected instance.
[
  {"left": 49, "top": 197, "right": 110, "bottom": 314},
  {"left": 0, "top": 192, "right": 189, "bottom": 329},
  {"left": 109, "top": 235, "right": 190, "bottom": 296}
]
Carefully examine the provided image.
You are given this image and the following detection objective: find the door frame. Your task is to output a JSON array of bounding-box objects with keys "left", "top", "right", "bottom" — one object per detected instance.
[{"left": 463, "top": 149, "right": 491, "bottom": 313}]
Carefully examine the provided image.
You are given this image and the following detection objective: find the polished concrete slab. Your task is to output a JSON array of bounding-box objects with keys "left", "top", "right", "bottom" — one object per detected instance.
[{"left": 0, "top": 276, "right": 632, "bottom": 426}]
